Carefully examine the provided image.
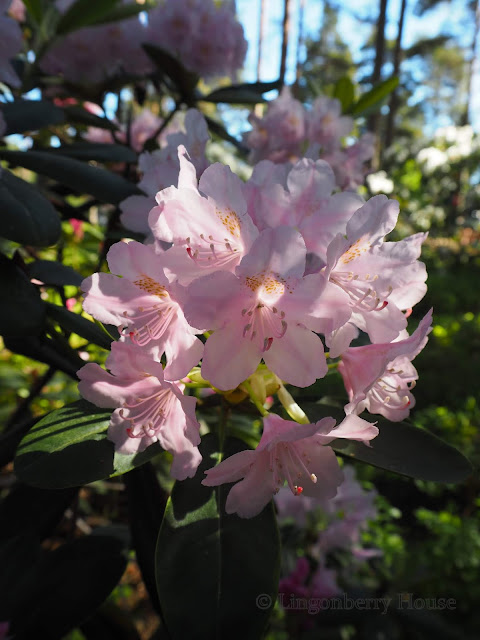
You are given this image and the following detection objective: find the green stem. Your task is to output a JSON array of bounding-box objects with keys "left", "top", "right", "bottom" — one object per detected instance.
[{"left": 241, "top": 379, "right": 269, "bottom": 417}]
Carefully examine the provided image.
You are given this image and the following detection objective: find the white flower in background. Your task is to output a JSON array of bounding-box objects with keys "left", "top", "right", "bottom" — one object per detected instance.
[
  {"left": 417, "top": 147, "right": 448, "bottom": 173},
  {"left": 366, "top": 170, "right": 394, "bottom": 194}
]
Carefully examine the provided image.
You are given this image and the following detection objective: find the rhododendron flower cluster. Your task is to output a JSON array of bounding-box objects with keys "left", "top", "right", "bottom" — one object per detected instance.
[
  {"left": 245, "top": 87, "right": 375, "bottom": 189},
  {"left": 79, "top": 114, "right": 431, "bottom": 517},
  {"left": 147, "top": 0, "right": 247, "bottom": 78}
]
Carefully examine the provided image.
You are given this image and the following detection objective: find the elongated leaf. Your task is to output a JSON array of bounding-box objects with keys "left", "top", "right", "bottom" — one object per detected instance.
[
  {"left": 1, "top": 100, "right": 65, "bottom": 135},
  {"left": 350, "top": 76, "right": 399, "bottom": 117},
  {"left": 333, "top": 76, "right": 355, "bottom": 112},
  {"left": 14, "top": 400, "right": 161, "bottom": 488},
  {"left": 0, "top": 253, "right": 45, "bottom": 336},
  {"left": 156, "top": 434, "right": 280, "bottom": 640},
  {"left": 125, "top": 464, "right": 168, "bottom": 614},
  {"left": 57, "top": 0, "right": 121, "bottom": 34},
  {"left": 3, "top": 335, "right": 84, "bottom": 378},
  {"left": 201, "top": 81, "right": 281, "bottom": 104},
  {"left": 204, "top": 115, "right": 248, "bottom": 154},
  {"left": 303, "top": 403, "right": 473, "bottom": 483},
  {"left": 142, "top": 43, "right": 198, "bottom": 99},
  {"left": 0, "top": 169, "right": 61, "bottom": 246},
  {"left": 23, "top": 0, "right": 44, "bottom": 23},
  {"left": 0, "top": 149, "right": 140, "bottom": 204},
  {"left": 63, "top": 105, "right": 117, "bottom": 131},
  {"left": 0, "top": 533, "right": 128, "bottom": 640},
  {"left": 27, "top": 260, "right": 83, "bottom": 287},
  {"left": 48, "top": 142, "right": 137, "bottom": 163},
  {"left": 46, "top": 303, "right": 113, "bottom": 349},
  {"left": 95, "top": 1, "right": 156, "bottom": 25}
]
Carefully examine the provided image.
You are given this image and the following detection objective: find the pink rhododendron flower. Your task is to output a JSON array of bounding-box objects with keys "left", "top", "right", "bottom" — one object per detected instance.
[
  {"left": 8, "top": 0, "right": 24, "bottom": 21},
  {"left": 246, "top": 87, "right": 306, "bottom": 164},
  {"left": 279, "top": 557, "right": 341, "bottom": 601},
  {"left": 120, "top": 110, "right": 209, "bottom": 236},
  {"left": 307, "top": 96, "right": 354, "bottom": 153},
  {"left": 202, "top": 413, "right": 378, "bottom": 518},
  {"left": 184, "top": 225, "right": 343, "bottom": 390},
  {"left": 78, "top": 341, "right": 201, "bottom": 480},
  {"left": 323, "top": 195, "right": 428, "bottom": 348},
  {"left": 150, "top": 146, "right": 258, "bottom": 285},
  {"left": 146, "top": 0, "right": 247, "bottom": 78},
  {"left": 81, "top": 240, "right": 203, "bottom": 381},
  {"left": 0, "top": 0, "right": 23, "bottom": 87},
  {"left": 339, "top": 308, "right": 433, "bottom": 421}
]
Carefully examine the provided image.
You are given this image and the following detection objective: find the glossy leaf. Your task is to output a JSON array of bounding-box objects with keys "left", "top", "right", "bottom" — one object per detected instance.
[
  {"left": 156, "top": 434, "right": 280, "bottom": 640},
  {"left": 1, "top": 100, "right": 65, "bottom": 135},
  {"left": 57, "top": 0, "right": 121, "bottom": 34},
  {"left": 0, "top": 253, "right": 45, "bottom": 336},
  {"left": 142, "top": 43, "right": 199, "bottom": 99},
  {"left": 201, "top": 80, "right": 281, "bottom": 104},
  {"left": 63, "top": 105, "right": 117, "bottom": 131},
  {"left": 0, "top": 533, "right": 128, "bottom": 640},
  {"left": 3, "top": 335, "right": 84, "bottom": 379},
  {"left": 48, "top": 142, "right": 137, "bottom": 163},
  {"left": 14, "top": 400, "right": 162, "bottom": 488},
  {"left": 0, "top": 149, "right": 139, "bottom": 204},
  {"left": 350, "top": 76, "right": 399, "bottom": 117},
  {"left": 303, "top": 403, "right": 473, "bottom": 483},
  {"left": 333, "top": 76, "right": 355, "bottom": 112},
  {"left": 0, "top": 169, "right": 61, "bottom": 246},
  {"left": 27, "top": 260, "right": 83, "bottom": 287},
  {"left": 46, "top": 303, "right": 114, "bottom": 349}
]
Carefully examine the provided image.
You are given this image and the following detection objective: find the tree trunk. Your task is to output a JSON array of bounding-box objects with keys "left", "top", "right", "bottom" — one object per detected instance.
[
  {"left": 384, "top": 0, "right": 407, "bottom": 150},
  {"left": 368, "top": 0, "right": 388, "bottom": 166},
  {"left": 256, "top": 0, "right": 267, "bottom": 81},
  {"left": 279, "top": 0, "right": 292, "bottom": 87},
  {"left": 295, "top": 0, "right": 306, "bottom": 87},
  {"left": 461, "top": 0, "right": 479, "bottom": 125}
]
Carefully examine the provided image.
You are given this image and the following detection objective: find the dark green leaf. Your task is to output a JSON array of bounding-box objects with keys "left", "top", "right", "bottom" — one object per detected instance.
[
  {"left": 1, "top": 100, "right": 65, "bottom": 135},
  {"left": 0, "top": 149, "right": 140, "bottom": 204},
  {"left": 23, "top": 0, "right": 44, "bottom": 24},
  {"left": 14, "top": 400, "right": 161, "bottom": 488},
  {"left": 333, "top": 76, "right": 355, "bottom": 112},
  {"left": 125, "top": 464, "right": 168, "bottom": 614},
  {"left": 46, "top": 303, "right": 113, "bottom": 349},
  {"left": 350, "top": 76, "right": 399, "bottom": 117},
  {"left": 48, "top": 142, "right": 137, "bottom": 163},
  {"left": 142, "top": 43, "right": 199, "bottom": 99},
  {"left": 3, "top": 335, "right": 84, "bottom": 378},
  {"left": 303, "top": 403, "right": 474, "bottom": 483},
  {"left": 57, "top": 0, "right": 121, "bottom": 34},
  {"left": 27, "top": 260, "right": 83, "bottom": 286},
  {"left": 156, "top": 434, "right": 280, "bottom": 640},
  {"left": 0, "top": 253, "right": 45, "bottom": 336},
  {"left": 95, "top": 1, "right": 156, "bottom": 25},
  {"left": 0, "top": 533, "right": 128, "bottom": 640},
  {"left": 63, "top": 105, "right": 118, "bottom": 131},
  {"left": 201, "top": 81, "right": 281, "bottom": 104},
  {"left": 0, "top": 169, "right": 61, "bottom": 246},
  {"left": 0, "top": 483, "right": 78, "bottom": 542},
  {"left": 204, "top": 115, "right": 248, "bottom": 154}
]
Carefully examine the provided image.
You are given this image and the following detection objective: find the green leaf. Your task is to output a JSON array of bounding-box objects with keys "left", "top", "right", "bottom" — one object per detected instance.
[
  {"left": 0, "top": 533, "right": 128, "bottom": 640},
  {"left": 3, "top": 335, "right": 84, "bottom": 378},
  {"left": 350, "top": 76, "right": 399, "bottom": 117},
  {"left": 46, "top": 303, "right": 113, "bottom": 349},
  {"left": 125, "top": 464, "right": 167, "bottom": 614},
  {"left": 63, "top": 105, "right": 118, "bottom": 131},
  {"left": 56, "top": 0, "right": 121, "bottom": 34},
  {"left": 142, "top": 43, "right": 199, "bottom": 99},
  {"left": 48, "top": 142, "right": 137, "bottom": 163},
  {"left": 0, "top": 149, "right": 140, "bottom": 204},
  {"left": 333, "top": 76, "right": 355, "bottom": 112},
  {"left": 1, "top": 100, "right": 65, "bottom": 135},
  {"left": 14, "top": 400, "right": 161, "bottom": 488},
  {"left": 204, "top": 115, "right": 248, "bottom": 154},
  {"left": 94, "top": 1, "right": 156, "bottom": 25},
  {"left": 26, "top": 260, "right": 83, "bottom": 287},
  {"left": 23, "top": 0, "right": 44, "bottom": 24},
  {"left": 303, "top": 403, "right": 474, "bottom": 483},
  {"left": 0, "top": 253, "right": 45, "bottom": 337},
  {"left": 0, "top": 169, "right": 61, "bottom": 246},
  {"left": 156, "top": 434, "right": 280, "bottom": 640},
  {"left": 201, "top": 80, "right": 281, "bottom": 104}
]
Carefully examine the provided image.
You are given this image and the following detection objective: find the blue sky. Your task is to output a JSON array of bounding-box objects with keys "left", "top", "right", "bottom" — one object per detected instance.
[{"left": 235, "top": 0, "right": 478, "bottom": 132}]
